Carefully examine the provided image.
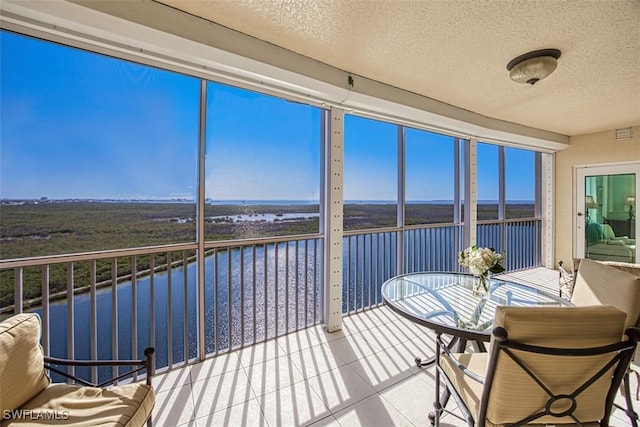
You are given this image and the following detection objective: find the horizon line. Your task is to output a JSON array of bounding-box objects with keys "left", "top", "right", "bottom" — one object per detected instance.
[{"left": 1, "top": 197, "right": 536, "bottom": 203}]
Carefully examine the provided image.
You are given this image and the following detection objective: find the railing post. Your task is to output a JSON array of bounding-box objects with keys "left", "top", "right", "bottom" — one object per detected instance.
[
  {"left": 14, "top": 268, "right": 23, "bottom": 314},
  {"left": 41, "top": 265, "right": 50, "bottom": 356}
]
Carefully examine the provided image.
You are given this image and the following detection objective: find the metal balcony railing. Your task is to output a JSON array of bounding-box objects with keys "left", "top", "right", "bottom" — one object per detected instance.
[
  {"left": 0, "top": 235, "right": 323, "bottom": 384},
  {"left": 342, "top": 219, "right": 541, "bottom": 315},
  {"left": 477, "top": 219, "right": 542, "bottom": 270},
  {"left": 0, "top": 218, "right": 540, "bottom": 383}
]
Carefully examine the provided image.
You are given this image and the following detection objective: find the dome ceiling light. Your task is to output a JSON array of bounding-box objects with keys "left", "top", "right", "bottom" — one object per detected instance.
[{"left": 507, "top": 49, "right": 561, "bottom": 85}]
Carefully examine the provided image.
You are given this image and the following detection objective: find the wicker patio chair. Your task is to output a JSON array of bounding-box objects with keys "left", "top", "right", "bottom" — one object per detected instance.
[{"left": 431, "top": 305, "right": 639, "bottom": 427}]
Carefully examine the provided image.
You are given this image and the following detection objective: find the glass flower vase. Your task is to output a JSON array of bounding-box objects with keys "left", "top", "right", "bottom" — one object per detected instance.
[{"left": 473, "top": 271, "right": 491, "bottom": 296}]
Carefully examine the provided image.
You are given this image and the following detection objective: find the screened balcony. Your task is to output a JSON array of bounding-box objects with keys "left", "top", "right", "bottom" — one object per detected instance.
[
  {"left": 1, "top": 1, "right": 639, "bottom": 426},
  {"left": 0, "top": 23, "right": 547, "bottom": 379}
]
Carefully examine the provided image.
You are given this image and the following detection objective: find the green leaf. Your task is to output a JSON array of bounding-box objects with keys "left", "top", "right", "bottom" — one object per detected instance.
[{"left": 490, "top": 264, "right": 505, "bottom": 274}]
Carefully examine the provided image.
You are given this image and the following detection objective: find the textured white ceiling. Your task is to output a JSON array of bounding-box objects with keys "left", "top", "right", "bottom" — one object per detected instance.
[{"left": 157, "top": 0, "right": 640, "bottom": 136}]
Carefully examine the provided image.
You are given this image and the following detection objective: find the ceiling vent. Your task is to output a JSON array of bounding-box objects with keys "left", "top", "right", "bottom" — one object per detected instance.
[{"left": 615, "top": 127, "right": 633, "bottom": 141}]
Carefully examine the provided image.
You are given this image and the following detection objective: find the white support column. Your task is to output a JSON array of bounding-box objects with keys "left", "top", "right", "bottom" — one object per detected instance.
[
  {"left": 498, "top": 146, "right": 505, "bottom": 221},
  {"left": 196, "top": 80, "right": 207, "bottom": 360},
  {"left": 541, "top": 152, "right": 555, "bottom": 268},
  {"left": 396, "top": 126, "right": 405, "bottom": 275},
  {"left": 453, "top": 138, "right": 461, "bottom": 225},
  {"left": 464, "top": 138, "right": 478, "bottom": 248},
  {"left": 323, "top": 107, "right": 344, "bottom": 333}
]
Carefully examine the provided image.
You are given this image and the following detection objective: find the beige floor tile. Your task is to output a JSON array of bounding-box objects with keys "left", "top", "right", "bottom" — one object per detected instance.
[
  {"left": 386, "top": 333, "right": 436, "bottom": 367},
  {"left": 153, "top": 383, "right": 195, "bottom": 427},
  {"left": 324, "top": 332, "right": 384, "bottom": 364},
  {"left": 306, "top": 364, "right": 377, "bottom": 413},
  {"left": 437, "top": 404, "right": 468, "bottom": 426},
  {"left": 315, "top": 325, "right": 350, "bottom": 342},
  {"left": 258, "top": 381, "right": 331, "bottom": 426},
  {"left": 436, "top": 414, "right": 468, "bottom": 426},
  {"left": 332, "top": 394, "right": 414, "bottom": 427},
  {"left": 611, "top": 393, "right": 637, "bottom": 426},
  {"left": 352, "top": 307, "right": 410, "bottom": 329},
  {"left": 380, "top": 372, "right": 437, "bottom": 426},
  {"left": 288, "top": 343, "right": 347, "bottom": 379},
  {"left": 238, "top": 339, "right": 288, "bottom": 366},
  {"left": 191, "top": 367, "right": 257, "bottom": 419},
  {"left": 152, "top": 365, "right": 192, "bottom": 393},
  {"left": 195, "top": 398, "right": 268, "bottom": 427},
  {"left": 389, "top": 312, "right": 433, "bottom": 334},
  {"left": 244, "top": 354, "right": 305, "bottom": 397},
  {"left": 356, "top": 324, "right": 410, "bottom": 351},
  {"left": 374, "top": 317, "right": 421, "bottom": 340},
  {"left": 369, "top": 306, "right": 407, "bottom": 323},
  {"left": 347, "top": 345, "right": 421, "bottom": 391},
  {"left": 189, "top": 350, "right": 242, "bottom": 383},
  {"left": 276, "top": 327, "right": 323, "bottom": 354},
  {"left": 341, "top": 314, "right": 376, "bottom": 336},
  {"left": 306, "top": 414, "right": 342, "bottom": 427}
]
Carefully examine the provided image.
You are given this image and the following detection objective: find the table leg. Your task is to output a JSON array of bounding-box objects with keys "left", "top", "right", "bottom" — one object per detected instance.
[{"left": 416, "top": 336, "right": 460, "bottom": 367}]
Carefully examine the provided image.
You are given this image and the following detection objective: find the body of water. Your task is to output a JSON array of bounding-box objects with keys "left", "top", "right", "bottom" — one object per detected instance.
[
  {"left": 33, "top": 241, "right": 321, "bottom": 383},
  {"left": 25, "top": 221, "right": 539, "bottom": 383}
]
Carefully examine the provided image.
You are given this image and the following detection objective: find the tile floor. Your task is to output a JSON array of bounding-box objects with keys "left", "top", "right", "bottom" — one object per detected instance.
[{"left": 151, "top": 268, "right": 639, "bottom": 426}]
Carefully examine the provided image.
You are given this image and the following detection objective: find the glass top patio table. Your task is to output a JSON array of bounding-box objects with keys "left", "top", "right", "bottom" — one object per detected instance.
[{"left": 382, "top": 272, "right": 572, "bottom": 343}]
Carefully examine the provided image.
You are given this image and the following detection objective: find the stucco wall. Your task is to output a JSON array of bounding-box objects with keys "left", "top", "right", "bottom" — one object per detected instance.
[{"left": 555, "top": 126, "right": 640, "bottom": 266}]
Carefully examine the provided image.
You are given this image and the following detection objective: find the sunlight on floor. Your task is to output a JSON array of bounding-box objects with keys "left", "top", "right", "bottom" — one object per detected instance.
[{"left": 151, "top": 268, "right": 638, "bottom": 426}]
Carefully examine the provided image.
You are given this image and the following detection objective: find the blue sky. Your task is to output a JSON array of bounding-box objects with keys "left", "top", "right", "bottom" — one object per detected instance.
[{"left": 0, "top": 30, "right": 535, "bottom": 202}]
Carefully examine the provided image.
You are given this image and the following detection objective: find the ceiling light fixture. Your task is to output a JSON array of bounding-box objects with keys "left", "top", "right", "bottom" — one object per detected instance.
[{"left": 507, "top": 49, "right": 561, "bottom": 85}]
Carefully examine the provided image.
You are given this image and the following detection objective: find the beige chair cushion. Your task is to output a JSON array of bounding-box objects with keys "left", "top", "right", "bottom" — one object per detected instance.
[
  {"left": 440, "top": 305, "right": 626, "bottom": 426},
  {"left": 0, "top": 313, "right": 50, "bottom": 412},
  {"left": 601, "top": 260, "right": 640, "bottom": 277},
  {"left": 438, "top": 351, "right": 602, "bottom": 427},
  {"left": 489, "top": 305, "right": 626, "bottom": 425},
  {"left": 572, "top": 258, "right": 640, "bottom": 329},
  {"left": 439, "top": 352, "right": 486, "bottom": 421},
  {"left": 5, "top": 383, "right": 154, "bottom": 426}
]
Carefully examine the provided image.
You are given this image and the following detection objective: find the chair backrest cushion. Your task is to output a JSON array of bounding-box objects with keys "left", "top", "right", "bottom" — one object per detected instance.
[
  {"left": 0, "top": 313, "right": 50, "bottom": 412},
  {"left": 572, "top": 257, "right": 640, "bottom": 329},
  {"left": 487, "top": 305, "right": 627, "bottom": 425},
  {"left": 602, "top": 260, "right": 640, "bottom": 277}
]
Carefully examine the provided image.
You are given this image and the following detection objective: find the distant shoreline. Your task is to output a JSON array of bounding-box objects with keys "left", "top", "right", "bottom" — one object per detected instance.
[
  {"left": 0, "top": 200, "right": 536, "bottom": 309},
  {"left": 1, "top": 198, "right": 535, "bottom": 205}
]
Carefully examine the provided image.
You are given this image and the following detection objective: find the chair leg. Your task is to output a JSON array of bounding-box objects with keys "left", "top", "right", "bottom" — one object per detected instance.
[
  {"left": 621, "top": 371, "right": 639, "bottom": 427},
  {"left": 431, "top": 365, "right": 441, "bottom": 426},
  {"left": 429, "top": 408, "right": 439, "bottom": 427}
]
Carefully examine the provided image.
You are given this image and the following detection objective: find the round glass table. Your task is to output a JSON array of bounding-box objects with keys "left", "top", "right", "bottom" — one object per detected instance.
[{"left": 382, "top": 272, "right": 571, "bottom": 366}]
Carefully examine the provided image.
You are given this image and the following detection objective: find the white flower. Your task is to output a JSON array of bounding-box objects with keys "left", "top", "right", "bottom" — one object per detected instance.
[{"left": 458, "top": 245, "right": 504, "bottom": 276}]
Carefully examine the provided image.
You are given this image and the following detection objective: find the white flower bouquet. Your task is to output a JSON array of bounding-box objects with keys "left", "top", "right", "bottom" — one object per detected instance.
[{"left": 458, "top": 245, "right": 505, "bottom": 293}]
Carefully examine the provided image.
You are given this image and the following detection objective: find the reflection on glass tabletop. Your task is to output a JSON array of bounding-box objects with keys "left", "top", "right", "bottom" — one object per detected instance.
[{"left": 382, "top": 272, "right": 571, "bottom": 337}]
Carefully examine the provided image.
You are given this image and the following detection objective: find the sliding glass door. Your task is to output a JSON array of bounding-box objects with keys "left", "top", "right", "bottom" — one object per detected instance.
[{"left": 576, "top": 163, "right": 639, "bottom": 263}]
